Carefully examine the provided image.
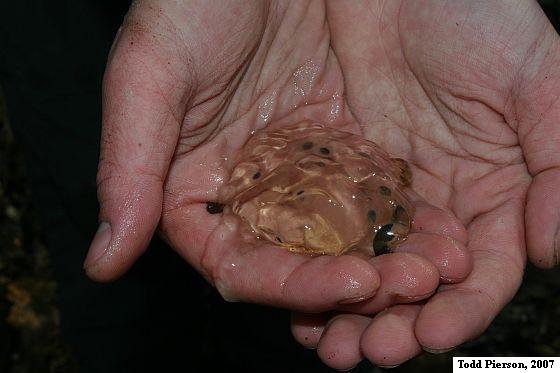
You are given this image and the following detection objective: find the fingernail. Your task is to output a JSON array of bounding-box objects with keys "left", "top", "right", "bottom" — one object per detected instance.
[
  {"left": 336, "top": 267, "right": 380, "bottom": 305},
  {"left": 423, "top": 346, "right": 455, "bottom": 354},
  {"left": 84, "top": 222, "right": 111, "bottom": 269},
  {"left": 377, "top": 364, "right": 401, "bottom": 369},
  {"left": 338, "top": 290, "right": 377, "bottom": 305},
  {"left": 108, "top": 26, "right": 123, "bottom": 59},
  {"left": 337, "top": 365, "right": 357, "bottom": 371}
]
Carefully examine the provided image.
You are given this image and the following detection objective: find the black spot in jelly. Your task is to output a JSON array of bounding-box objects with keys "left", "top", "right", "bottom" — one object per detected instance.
[
  {"left": 373, "top": 224, "right": 395, "bottom": 255},
  {"left": 367, "top": 210, "right": 377, "bottom": 223},
  {"left": 276, "top": 236, "right": 283, "bottom": 243},
  {"left": 394, "top": 205, "right": 408, "bottom": 222},
  {"left": 253, "top": 171, "right": 261, "bottom": 180},
  {"left": 206, "top": 202, "right": 224, "bottom": 214},
  {"left": 373, "top": 241, "right": 392, "bottom": 256},
  {"left": 374, "top": 224, "right": 394, "bottom": 242},
  {"left": 302, "top": 141, "right": 313, "bottom": 150},
  {"left": 297, "top": 190, "right": 304, "bottom": 195},
  {"left": 358, "top": 151, "right": 369, "bottom": 158},
  {"left": 319, "top": 147, "right": 330, "bottom": 155},
  {"left": 379, "top": 186, "right": 391, "bottom": 196}
]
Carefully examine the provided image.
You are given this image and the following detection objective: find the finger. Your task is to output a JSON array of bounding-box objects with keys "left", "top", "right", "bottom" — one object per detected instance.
[
  {"left": 163, "top": 206, "right": 381, "bottom": 311},
  {"left": 401, "top": 197, "right": 472, "bottom": 282},
  {"left": 340, "top": 252, "right": 439, "bottom": 314},
  {"left": 415, "top": 200, "right": 525, "bottom": 350},
  {"left": 84, "top": 13, "right": 195, "bottom": 281},
  {"left": 526, "top": 170, "right": 560, "bottom": 268},
  {"left": 394, "top": 232, "right": 472, "bottom": 283},
  {"left": 513, "top": 14, "right": 560, "bottom": 268},
  {"left": 163, "top": 204, "right": 436, "bottom": 312},
  {"left": 291, "top": 312, "right": 329, "bottom": 349},
  {"left": 410, "top": 199, "right": 468, "bottom": 244},
  {"left": 317, "top": 314, "right": 371, "bottom": 370},
  {"left": 361, "top": 304, "right": 422, "bottom": 368}
]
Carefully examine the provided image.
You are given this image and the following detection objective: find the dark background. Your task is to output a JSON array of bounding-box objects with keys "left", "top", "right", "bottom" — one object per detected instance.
[{"left": 0, "top": 1, "right": 559, "bottom": 372}]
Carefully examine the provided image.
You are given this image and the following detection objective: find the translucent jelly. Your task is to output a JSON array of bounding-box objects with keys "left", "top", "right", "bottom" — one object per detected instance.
[{"left": 219, "top": 121, "right": 414, "bottom": 256}]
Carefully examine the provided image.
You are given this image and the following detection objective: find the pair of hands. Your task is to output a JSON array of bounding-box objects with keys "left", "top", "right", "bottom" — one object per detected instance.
[{"left": 84, "top": 0, "right": 560, "bottom": 369}]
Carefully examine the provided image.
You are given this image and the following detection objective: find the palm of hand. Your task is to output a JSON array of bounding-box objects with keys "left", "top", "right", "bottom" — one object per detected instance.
[
  {"left": 161, "top": 0, "right": 523, "bottom": 299},
  {"left": 93, "top": 0, "right": 560, "bottom": 369}
]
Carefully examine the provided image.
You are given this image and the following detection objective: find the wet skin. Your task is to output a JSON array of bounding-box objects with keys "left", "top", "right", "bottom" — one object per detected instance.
[{"left": 85, "top": 0, "right": 560, "bottom": 369}]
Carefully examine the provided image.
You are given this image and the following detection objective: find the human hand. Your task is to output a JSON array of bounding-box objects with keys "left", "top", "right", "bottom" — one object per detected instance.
[
  {"left": 84, "top": 0, "right": 471, "bottom": 313},
  {"left": 290, "top": 0, "right": 560, "bottom": 369}
]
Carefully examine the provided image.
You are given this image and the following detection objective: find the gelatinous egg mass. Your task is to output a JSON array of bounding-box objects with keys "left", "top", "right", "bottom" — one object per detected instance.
[{"left": 220, "top": 121, "right": 414, "bottom": 256}]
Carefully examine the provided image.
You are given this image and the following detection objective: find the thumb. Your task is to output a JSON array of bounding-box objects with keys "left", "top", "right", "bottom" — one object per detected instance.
[
  {"left": 515, "top": 22, "right": 560, "bottom": 268},
  {"left": 84, "top": 17, "right": 194, "bottom": 281}
]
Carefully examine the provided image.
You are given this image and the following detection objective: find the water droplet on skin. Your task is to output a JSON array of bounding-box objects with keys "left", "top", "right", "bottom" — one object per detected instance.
[
  {"left": 400, "top": 261, "right": 419, "bottom": 289},
  {"left": 339, "top": 272, "right": 361, "bottom": 290},
  {"left": 212, "top": 174, "right": 224, "bottom": 184},
  {"left": 292, "top": 60, "right": 320, "bottom": 107},
  {"left": 328, "top": 91, "right": 342, "bottom": 122},
  {"left": 258, "top": 90, "right": 277, "bottom": 124}
]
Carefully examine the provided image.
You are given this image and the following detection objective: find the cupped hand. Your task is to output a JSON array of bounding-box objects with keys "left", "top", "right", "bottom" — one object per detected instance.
[
  {"left": 290, "top": 0, "right": 560, "bottom": 369},
  {"left": 85, "top": 0, "right": 470, "bottom": 312},
  {"left": 84, "top": 0, "right": 560, "bottom": 366}
]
